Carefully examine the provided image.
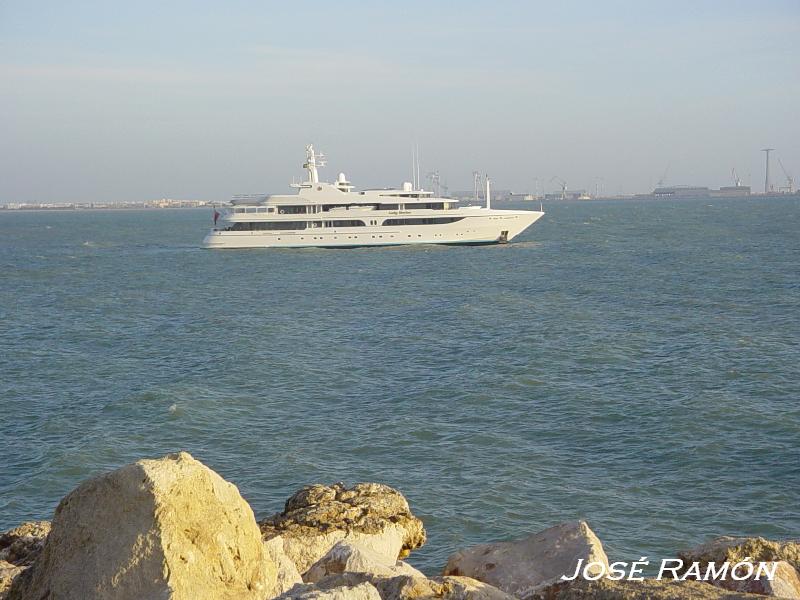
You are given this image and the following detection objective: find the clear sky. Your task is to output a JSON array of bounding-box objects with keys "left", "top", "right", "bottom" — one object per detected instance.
[{"left": 1, "top": 0, "right": 798, "bottom": 202}]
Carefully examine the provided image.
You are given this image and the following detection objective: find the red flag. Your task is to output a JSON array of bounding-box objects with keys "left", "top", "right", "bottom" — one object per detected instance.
[{"left": 213, "top": 207, "right": 220, "bottom": 225}]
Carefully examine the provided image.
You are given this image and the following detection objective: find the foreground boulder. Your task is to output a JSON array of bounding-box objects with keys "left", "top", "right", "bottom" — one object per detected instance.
[
  {"left": 0, "top": 521, "right": 51, "bottom": 567},
  {"left": 443, "top": 521, "right": 609, "bottom": 598},
  {"left": 260, "top": 482, "right": 426, "bottom": 574},
  {"left": 9, "top": 452, "right": 276, "bottom": 600},
  {"left": 376, "top": 574, "right": 518, "bottom": 600},
  {"left": 551, "top": 578, "right": 761, "bottom": 600},
  {"left": 679, "top": 537, "right": 800, "bottom": 598},
  {"left": 0, "top": 561, "right": 25, "bottom": 600},
  {"left": 265, "top": 536, "right": 304, "bottom": 595},
  {"left": 276, "top": 580, "right": 383, "bottom": 600},
  {"left": 288, "top": 572, "right": 516, "bottom": 600},
  {"left": 305, "top": 541, "right": 424, "bottom": 583}
]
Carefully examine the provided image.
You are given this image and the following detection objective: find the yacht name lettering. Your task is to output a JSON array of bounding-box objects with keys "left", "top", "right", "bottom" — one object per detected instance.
[{"left": 561, "top": 558, "right": 779, "bottom": 582}]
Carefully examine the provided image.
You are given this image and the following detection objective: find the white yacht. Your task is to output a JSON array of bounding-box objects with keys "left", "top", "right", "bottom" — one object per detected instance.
[{"left": 202, "top": 146, "right": 544, "bottom": 249}]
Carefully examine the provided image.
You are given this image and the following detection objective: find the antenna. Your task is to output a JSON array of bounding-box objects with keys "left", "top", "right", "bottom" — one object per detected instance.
[
  {"left": 415, "top": 144, "right": 421, "bottom": 190},
  {"left": 762, "top": 148, "right": 774, "bottom": 193},
  {"left": 411, "top": 147, "right": 416, "bottom": 189}
]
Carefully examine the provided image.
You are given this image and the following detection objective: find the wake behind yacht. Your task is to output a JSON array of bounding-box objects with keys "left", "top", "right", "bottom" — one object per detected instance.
[{"left": 202, "top": 146, "right": 544, "bottom": 249}]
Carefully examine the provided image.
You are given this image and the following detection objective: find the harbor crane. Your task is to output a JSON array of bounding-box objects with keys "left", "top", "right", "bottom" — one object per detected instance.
[
  {"left": 657, "top": 164, "right": 670, "bottom": 187},
  {"left": 731, "top": 168, "right": 741, "bottom": 187},
  {"left": 426, "top": 170, "right": 441, "bottom": 197},
  {"left": 778, "top": 159, "right": 795, "bottom": 193},
  {"left": 550, "top": 176, "right": 567, "bottom": 200}
]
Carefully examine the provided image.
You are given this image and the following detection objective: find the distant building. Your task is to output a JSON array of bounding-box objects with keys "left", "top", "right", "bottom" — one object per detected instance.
[
  {"left": 544, "top": 190, "right": 589, "bottom": 201},
  {"left": 450, "top": 189, "right": 513, "bottom": 201},
  {"left": 652, "top": 185, "right": 751, "bottom": 198},
  {"left": 710, "top": 186, "right": 751, "bottom": 197},
  {"left": 652, "top": 186, "right": 710, "bottom": 198}
]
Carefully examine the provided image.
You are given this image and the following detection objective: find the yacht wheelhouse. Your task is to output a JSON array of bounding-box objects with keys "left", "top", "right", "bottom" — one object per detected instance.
[{"left": 202, "top": 146, "right": 544, "bottom": 249}]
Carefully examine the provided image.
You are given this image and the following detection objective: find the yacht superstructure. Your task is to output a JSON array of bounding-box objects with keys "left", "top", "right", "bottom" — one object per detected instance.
[{"left": 202, "top": 146, "right": 544, "bottom": 249}]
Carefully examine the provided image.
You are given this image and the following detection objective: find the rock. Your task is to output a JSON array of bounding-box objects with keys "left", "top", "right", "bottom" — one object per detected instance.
[
  {"left": 550, "top": 578, "right": 761, "bottom": 599},
  {"left": 752, "top": 562, "right": 800, "bottom": 599},
  {"left": 443, "top": 521, "right": 609, "bottom": 598},
  {"left": 276, "top": 580, "right": 383, "bottom": 600},
  {"left": 295, "top": 573, "right": 515, "bottom": 600},
  {"left": 376, "top": 574, "right": 517, "bottom": 600},
  {"left": 679, "top": 537, "right": 800, "bottom": 597},
  {"left": 0, "top": 561, "right": 25, "bottom": 600},
  {"left": 8, "top": 451, "right": 275, "bottom": 600},
  {"left": 305, "top": 541, "right": 424, "bottom": 583},
  {"left": 261, "top": 482, "right": 426, "bottom": 574},
  {"left": 265, "top": 536, "right": 304, "bottom": 596},
  {"left": 679, "top": 536, "right": 800, "bottom": 573},
  {"left": 0, "top": 521, "right": 51, "bottom": 566}
]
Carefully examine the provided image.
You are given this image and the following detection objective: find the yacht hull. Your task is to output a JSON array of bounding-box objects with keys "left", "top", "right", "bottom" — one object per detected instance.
[{"left": 202, "top": 210, "right": 543, "bottom": 249}]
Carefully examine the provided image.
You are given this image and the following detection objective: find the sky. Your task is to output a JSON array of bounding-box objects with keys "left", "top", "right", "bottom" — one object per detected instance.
[{"left": 1, "top": 0, "right": 799, "bottom": 203}]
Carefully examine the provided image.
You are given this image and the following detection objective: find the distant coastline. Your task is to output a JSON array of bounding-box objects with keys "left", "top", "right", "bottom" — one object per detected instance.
[
  {"left": 0, "top": 200, "right": 212, "bottom": 212},
  {"left": 4, "top": 191, "right": 799, "bottom": 213}
]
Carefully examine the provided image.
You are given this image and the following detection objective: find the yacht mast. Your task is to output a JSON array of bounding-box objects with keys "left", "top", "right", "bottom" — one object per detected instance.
[{"left": 304, "top": 145, "right": 326, "bottom": 184}]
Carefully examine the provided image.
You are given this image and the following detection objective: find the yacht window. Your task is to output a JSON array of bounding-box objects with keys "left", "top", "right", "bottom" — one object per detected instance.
[
  {"left": 245, "top": 207, "right": 257, "bottom": 213},
  {"left": 383, "top": 217, "right": 464, "bottom": 226},
  {"left": 323, "top": 220, "right": 366, "bottom": 227},
  {"left": 231, "top": 221, "right": 307, "bottom": 231},
  {"left": 277, "top": 205, "right": 307, "bottom": 214}
]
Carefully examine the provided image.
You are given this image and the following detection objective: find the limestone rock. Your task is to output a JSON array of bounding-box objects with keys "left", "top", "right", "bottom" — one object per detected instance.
[
  {"left": 679, "top": 537, "right": 800, "bottom": 597},
  {"left": 376, "top": 574, "right": 518, "bottom": 600},
  {"left": 679, "top": 536, "right": 800, "bottom": 573},
  {"left": 9, "top": 451, "right": 275, "bottom": 600},
  {"left": 0, "top": 521, "right": 51, "bottom": 566},
  {"left": 261, "top": 482, "right": 426, "bottom": 574},
  {"left": 276, "top": 580, "right": 383, "bottom": 600},
  {"left": 702, "top": 561, "right": 800, "bottom": 599},
  {"left": 443, "top": 521, "right": 609, "bottom": 598},
  {"left": 0, "top": 561, "right": 25, "bottom": 600},
  {"left": 305, "top": 541, "right": 424, "bottom": 583},
  {"left": 752, "top": 562, "right": 800, "bottom": 599},
  {"left": 265, "top": 536, "right": 304, "bottom": 596},
  {"left": 295, "top": 573, "right": 515, "bottom": 600},
  {"left": 551, "top": 578, "right": 761, "bottom": 600}
]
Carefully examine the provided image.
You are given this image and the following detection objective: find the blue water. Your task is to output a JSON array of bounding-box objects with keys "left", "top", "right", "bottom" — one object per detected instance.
[{"left": 1, "top": 197, "right": 799, "bottom": 573}]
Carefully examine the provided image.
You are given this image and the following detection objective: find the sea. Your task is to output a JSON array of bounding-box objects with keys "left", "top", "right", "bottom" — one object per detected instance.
[{"left": 1, "top": 196, "right": 798, "bottom": 573}]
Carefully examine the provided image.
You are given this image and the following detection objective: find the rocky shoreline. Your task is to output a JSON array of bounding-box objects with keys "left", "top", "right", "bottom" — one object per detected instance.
[{"left": 1, "top": 452, "right": 797, "bottom": 599}]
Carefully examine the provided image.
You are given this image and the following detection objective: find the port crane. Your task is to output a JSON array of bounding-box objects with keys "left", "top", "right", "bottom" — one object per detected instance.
[
  {"left": 731, "top": 168, "right": 741, "bottom": 187},
  {"left": 657, "top": 164, "right": 670, "bottom": 188},
  {"left": 426, "top": 170, "right": 441, "bottom": 196},
  {"left": 550, "top": 176, "right": 567, "bottom": 200},
  {"left": 778, "top": 159, "right": 795, "bottom": 193}
]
